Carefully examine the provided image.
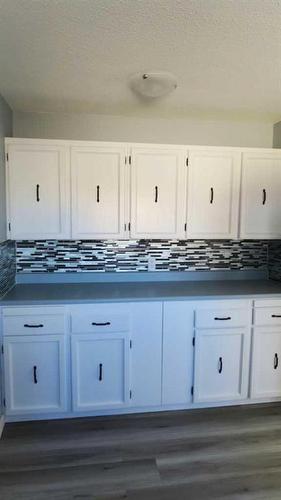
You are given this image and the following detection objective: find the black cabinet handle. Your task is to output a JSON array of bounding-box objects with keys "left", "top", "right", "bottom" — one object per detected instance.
[
  {"left": 210, "top": 187, "right": 214, "bottom": 204},
  {"left": 262, "top": 188, "right": 266, "bottom": 205},
  {"left": 99, "top": 363, "right": 103, "bottom": 381},
  {"left": 33, "top": 365, "right": 38, "bottom": 384},
  {"left": 218, "top": 357, "right": 223, "bottom": 374},
  {"left": 91, "top": 321, "right": 111, "bottom": 326},
  {"left": 96, "top": 185, "right": 100, "bottom": 203},
  {"left": 214, "top": 317, "right": 231, "bottom": 321},
  {"left": 155, "top": 186, "right": 158, "bottom": 203},
  {"left": 36, "top": 184, "right": 40, "bottom": 202},
  {"left": 24, "top": 324, "right": 44, "bottom": 328},
  {"left": 272, "top": 315, "right": 281, "bottom": 318},
  {"left": 274, "top": 353, "right": 279, "bottom": 370}
]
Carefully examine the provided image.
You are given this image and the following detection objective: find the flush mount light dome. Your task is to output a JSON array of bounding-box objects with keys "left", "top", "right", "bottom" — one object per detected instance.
[{"left": 130, "top": 72, "right": 177, "bottom": 98}]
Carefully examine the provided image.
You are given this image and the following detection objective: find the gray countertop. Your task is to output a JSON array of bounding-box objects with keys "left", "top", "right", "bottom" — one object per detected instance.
[{"left": 2, "top": 279, "right": 281, "bottom": 305}]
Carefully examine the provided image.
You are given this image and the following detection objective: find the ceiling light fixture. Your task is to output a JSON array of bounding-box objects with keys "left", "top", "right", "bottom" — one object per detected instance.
[{"left": 130, "top": 72, "right": 177, "bottom": 98}]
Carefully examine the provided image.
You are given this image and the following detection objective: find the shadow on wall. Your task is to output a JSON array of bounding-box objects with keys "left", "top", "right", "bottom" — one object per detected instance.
[
  {"left": 268, "top": 241, "right": 281, "bottom": 281},
  {"left": 0, "top": 240, "right": 16, "bottom": 297}
]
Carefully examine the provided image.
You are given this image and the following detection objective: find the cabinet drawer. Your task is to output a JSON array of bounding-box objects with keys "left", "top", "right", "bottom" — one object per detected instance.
[
  {"left": 254, "top": 308, "right": 281, "bottom": 326},
  {"left": 71, "top": 313, "right": 130, "bottom": 333},
  {"left": 195, "top": 308, "right": 249, "bottom": 329},
  {"left": 2, "top": 307, "right": 66, "bottom": 336},
  {"left": 254, "top": 299, "right": 281, "bottom": 308}
]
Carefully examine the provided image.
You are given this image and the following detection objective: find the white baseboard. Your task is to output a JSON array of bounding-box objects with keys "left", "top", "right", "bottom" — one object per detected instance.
[
  {"left": 6, "top": 397, "right": 281, "bottom": 423},
  {"left": 0, "top": 415, "right": 5, "bottom": 438}
]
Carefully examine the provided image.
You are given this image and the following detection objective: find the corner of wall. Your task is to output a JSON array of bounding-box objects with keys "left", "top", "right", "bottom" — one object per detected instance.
[
  {"left": 273, "top": 121, "right": 281, "bottom": 148},
  {"left": 268, "top": 240, "right": 281, "bottom": 281},
  {"left": 0, "top": 94, "right": 13, "bottom": 242},
  {"left": 0, "top": 240, "right": 16, "bottom": 298}
]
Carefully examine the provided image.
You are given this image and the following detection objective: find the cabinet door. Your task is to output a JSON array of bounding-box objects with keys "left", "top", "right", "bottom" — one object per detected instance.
[
  {"left": 251, "top": 329, "right": 281, "bottom": 398},
  {"left": 7, "top": 142, "right": 70, "bottom": 239},
  {"left": 187, "top": 149, "right": 241, "bottom": 239},
  {"left": 240, "top": 152, "right": 281, "bottom": 239},
  {"left": 162, "top": 302, "right": 194, "bottom": 405},
  {"left": 71, "top": 145, "right": 126, "bottom": 239},
  {"left": 130, "top": 302, "right": 162, "bottom": 407},
  {"left": 4, "top": 335, "right": 67, "bottom": 415},
  {"left": 130, "top": 146, "right": 186, "bottom": 239},
  {"left": 194, "top": 329, "right": 250, "bottom": 403},
  {"left": 71, "top": 333, "right": 130, "bottom": 411}
]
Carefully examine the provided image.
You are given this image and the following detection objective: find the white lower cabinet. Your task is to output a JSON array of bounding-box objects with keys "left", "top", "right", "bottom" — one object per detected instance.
[
  {"left": 4, "top": 335, "right": 67, "bottom": 415},
  {"left": 162, "top": 301, "right": 194, "bottom": 405},
  {"left": 5, "top": 297, "right": 281, "bottom": 422},
  {"left": 251, "top": 329, "right": 281, "bottom": 399},
  {"left": 193, "top": 328, "right": 251, "bottom": 403},
  {"left": 130, "top": 302, "right": 162, "bottom": 407},
  {"left": 71, "top": 333, "right": 130, "bottom": 412},
  {"left": 70, "top": 302, "right": 163, "bottom": 410}
]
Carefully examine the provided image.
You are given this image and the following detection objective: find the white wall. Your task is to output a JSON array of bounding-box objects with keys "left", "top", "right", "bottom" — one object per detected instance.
[
  {"left": 0, "top": 95, "right": 12, "bottom": 242},
  {"left": 13, "top": 111, "right": 273, "bottom": 148}
]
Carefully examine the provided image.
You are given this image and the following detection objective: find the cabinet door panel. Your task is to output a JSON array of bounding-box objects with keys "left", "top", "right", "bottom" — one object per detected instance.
[
  {"left": 187, "top": 150, "right": 241, "bottom": 239},
  {"left": 240, "top": 152, "right": 281, "bottom": 238},
  {"left": 71, "top": 334, "right": 130, "bottom": 411},
  {"left": 194, "top": 329, "right": 250, "bottom": 403},
  {"left": 251, "top": 329, "right": 281, "bottom": 398},
  {"left": 4, "top": 335, "right": 67, "bottom": 415},
  {"left": 130, "top": 146, "right": 186, "bottom": 238},
  {"left": 162, "top": 302, "right": 194, "bottom": 405},
  {"left": 71, "top": 146, "right": 126, "bottom": 239},
  {"left": 130, "top": 302, "right": 162, "bottom": 407},
  {"left": 7, "top": 143, "right": 70, "bottom": 239}
]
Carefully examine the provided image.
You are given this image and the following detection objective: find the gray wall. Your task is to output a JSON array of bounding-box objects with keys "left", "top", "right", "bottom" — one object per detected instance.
[
  {"left": 14, "top": 111, "right": 273, "bottom": 147},
  {"left": 273, "top": 121, "right": 281, "bottom": 148},
  {"left": 0, "top": 95, "right": 12, "bottom": 242}
]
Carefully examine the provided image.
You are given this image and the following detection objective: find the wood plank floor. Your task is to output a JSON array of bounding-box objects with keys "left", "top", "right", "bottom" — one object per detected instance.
[{"left": 2, "top": 404, "right": 281, "bottom": 499}]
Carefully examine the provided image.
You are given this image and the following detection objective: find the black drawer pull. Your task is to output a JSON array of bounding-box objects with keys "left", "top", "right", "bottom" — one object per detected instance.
[
  {"left": 99, "top": 363, "right": 103, "bottom": 381},
  {"left": 218, "top": 357, "right": 223, "bottom": 374},
  {"left": 91, "top": 322, "right": 111, "bottom": 326},
  {"left": 33, "top": 365, "right": 38, "bottom": 384},
  {"left": 96, "top": 185, "right": 100, "bottom": 203},
  {"left": 24, "top": 324, "right": 44, "bottom": 328},
  {"left": 36, "top": 184, "right": 40, "bottom": 202},
  {"left": 155, "top": 186, "right": 158, "bottom": 203},
  {"left": 272, "top": 315, "right": 281, "bottom": 318},
  {"left": 274, "top": 353, "right": 279, "bottom": 370},
  {"left": 210, "top": 187, "right": 214, "bottom": 204},
  {"left": 214, "top": 317, "right": 231, "bottom": 321},
  {"left": 262, "top": 188, "right": 266, "bottom": 205}
]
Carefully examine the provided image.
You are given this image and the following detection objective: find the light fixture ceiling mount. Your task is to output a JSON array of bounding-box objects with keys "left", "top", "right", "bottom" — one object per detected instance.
[{"left": 130, "top": 71, "right": 177, "bottom": 98}]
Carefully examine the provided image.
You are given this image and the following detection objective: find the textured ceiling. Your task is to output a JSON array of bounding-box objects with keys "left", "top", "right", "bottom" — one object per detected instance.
[{"left": 0, "top": 0, "right": 281, "bottom": 120}]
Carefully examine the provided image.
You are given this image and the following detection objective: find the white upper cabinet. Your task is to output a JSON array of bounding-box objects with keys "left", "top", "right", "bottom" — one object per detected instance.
[
  {"left": 130, "top": 145, "right": 187, "bottom": 239},
  {"left": 6, "top": 141, "right": 70, "bottom": 239},
  {"left": 240, "top": 151, "right": 281, "bottom": 239},
  {"left": 187, "top": 149, "right": 241, "bottom": 239},
  {"left": 71, "top": 144, "right": 127, "bottom": 239},
  {"left": 6, "top": 138, "right": 281, "bottom": 241}
]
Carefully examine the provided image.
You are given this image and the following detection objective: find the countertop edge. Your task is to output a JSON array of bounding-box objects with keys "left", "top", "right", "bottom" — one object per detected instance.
[{"left": 2, "top": 279, "right": 281, "bottom": 306}]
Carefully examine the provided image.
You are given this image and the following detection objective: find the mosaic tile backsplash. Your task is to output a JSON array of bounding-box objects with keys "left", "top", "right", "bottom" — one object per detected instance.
[
  {"left": 268, "top": 241, "right": 281, "bottom": 281},
  {"left": 0, "top": 240, "right": 16, "bottom": 296},
  {"left": 16, "top": 240, "right": 269, "bottom": 274}
]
